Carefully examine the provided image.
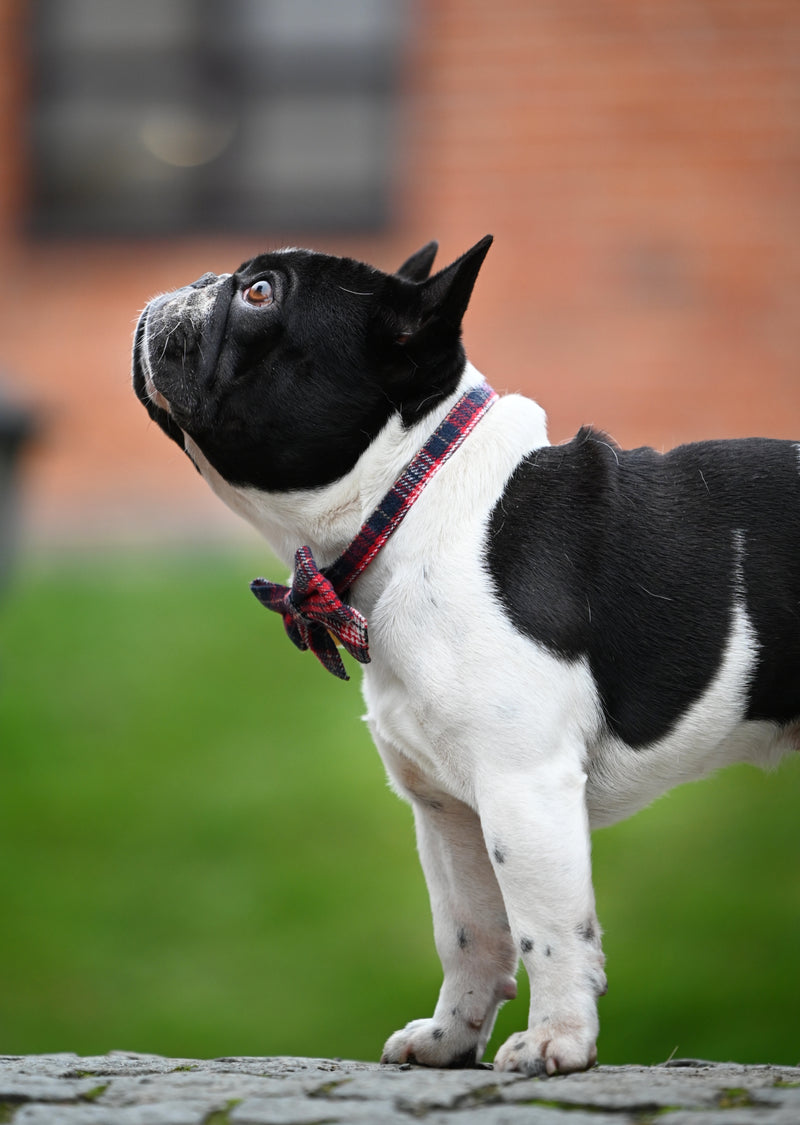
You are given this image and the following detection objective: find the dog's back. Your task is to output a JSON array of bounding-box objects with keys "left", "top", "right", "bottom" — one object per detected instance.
[{"left": 488, "top": 428, "right": 800, "bottom": 748}]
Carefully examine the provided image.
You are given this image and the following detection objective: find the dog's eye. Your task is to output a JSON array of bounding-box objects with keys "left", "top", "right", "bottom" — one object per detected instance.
[{"left": 243, "top": 280, "right": 274, "bottom": 306}]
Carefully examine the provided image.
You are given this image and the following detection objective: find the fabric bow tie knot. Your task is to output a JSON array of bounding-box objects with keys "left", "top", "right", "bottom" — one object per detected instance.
[{"left": 250, "top": 545, "right": 369, "bottom": 681}]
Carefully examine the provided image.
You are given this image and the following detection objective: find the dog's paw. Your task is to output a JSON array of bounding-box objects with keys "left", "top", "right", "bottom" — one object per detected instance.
[
  {"left": 494, "top": 1022, "right": 597, "bottom": 1077},
  {"left": 381, "top": 1018, "right": 482, "bottom": 1069}
]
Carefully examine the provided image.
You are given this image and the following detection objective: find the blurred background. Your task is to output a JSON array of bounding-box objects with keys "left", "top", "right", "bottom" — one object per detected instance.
[{"left": 1, "top": 0, "right": 799, "bottom": 1067}]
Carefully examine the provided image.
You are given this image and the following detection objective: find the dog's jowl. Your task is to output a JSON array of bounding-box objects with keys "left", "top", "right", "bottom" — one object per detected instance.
[{"left": 133, "top": 238, "right": 800, "bottom": 1076}]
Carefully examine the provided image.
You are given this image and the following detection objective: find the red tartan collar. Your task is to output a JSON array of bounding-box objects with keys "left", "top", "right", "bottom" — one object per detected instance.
[{"left": 250, "top": 381, "right": 499, "bottom": 679}]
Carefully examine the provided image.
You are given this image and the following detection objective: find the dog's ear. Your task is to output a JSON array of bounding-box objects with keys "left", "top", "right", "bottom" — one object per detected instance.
[
  {"left": 416, "top": 234, "right": 493, "bottom": 329},
  {"left": 395, "top": 240, "right": 438, "bottom": 282},
  {"left": 395, "top": 234, "right": 493, "bottom": 345},
  {"left": 378, "top": 234, "right": 493, "bottom": 349},
  {"left": 372, "top": 236, "right": 493, "bottom": 416}
]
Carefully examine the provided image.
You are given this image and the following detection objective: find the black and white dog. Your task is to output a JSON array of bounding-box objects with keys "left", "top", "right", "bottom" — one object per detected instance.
[{"left": 133, "top": 237, "right": 800, "bottom": 1077}]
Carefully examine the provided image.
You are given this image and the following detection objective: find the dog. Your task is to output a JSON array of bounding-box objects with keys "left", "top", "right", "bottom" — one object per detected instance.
[{"left": 133, "top": 236, "right": 800, "bottom": 1077}]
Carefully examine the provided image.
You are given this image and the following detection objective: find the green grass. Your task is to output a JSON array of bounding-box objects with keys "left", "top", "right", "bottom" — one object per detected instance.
[{"left": 1, "top": 550, "right": 799, "bottom": 1066}]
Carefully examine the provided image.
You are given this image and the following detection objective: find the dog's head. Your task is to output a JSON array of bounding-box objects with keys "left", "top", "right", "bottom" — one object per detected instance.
[{"left": 132, "top": 237, "right": 492, "bottom": 494}]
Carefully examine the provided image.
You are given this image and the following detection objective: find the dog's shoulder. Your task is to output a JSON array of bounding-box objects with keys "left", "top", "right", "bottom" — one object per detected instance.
[{"left": 483, "top": 426, "right": 655, "bottom": 648}]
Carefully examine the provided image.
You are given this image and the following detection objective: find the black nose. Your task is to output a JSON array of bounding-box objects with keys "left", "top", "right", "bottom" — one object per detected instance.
[{"left": 190, "top": 272, "right": 218, "bottom": 289}]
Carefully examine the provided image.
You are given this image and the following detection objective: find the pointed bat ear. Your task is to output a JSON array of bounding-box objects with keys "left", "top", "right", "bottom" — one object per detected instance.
[
  {"left": 416, "top": 234, "right": 493, "bottom": 328},
  {"left": 383, "top": 235, "right": 494, "bottom": 349},
  {"left": 372, "top": 236, "right": 493, "bottom": 416},
  {"left": 395, "top": 240, "right": 439, "bottom": 282}
]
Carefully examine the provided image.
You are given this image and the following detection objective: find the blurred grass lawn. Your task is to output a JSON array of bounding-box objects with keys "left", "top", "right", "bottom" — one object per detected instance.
[{"left": 1, "top": 551, "right": 798, "bottom": 1065}]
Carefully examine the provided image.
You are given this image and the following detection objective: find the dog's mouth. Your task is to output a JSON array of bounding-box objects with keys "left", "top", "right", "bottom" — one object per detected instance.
[
  {"left": 133, "top": 306, "right": 172, "bottom": 413},
  {"left": 132, "top": 302, "right": 186, "bottom": 453}
]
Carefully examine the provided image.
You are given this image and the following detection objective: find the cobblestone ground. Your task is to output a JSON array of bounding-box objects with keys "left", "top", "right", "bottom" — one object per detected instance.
[{"left": 1, "top": 1053, "right": 798, "bottom": 1125}]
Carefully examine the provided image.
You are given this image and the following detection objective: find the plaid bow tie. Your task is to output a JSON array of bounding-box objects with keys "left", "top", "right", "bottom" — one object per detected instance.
[
  {"left": 250, "top": 545, "right": 369, "bottom": 681},
  {"left": 250, "top": 382, "right": 498, "bottom": 679}
]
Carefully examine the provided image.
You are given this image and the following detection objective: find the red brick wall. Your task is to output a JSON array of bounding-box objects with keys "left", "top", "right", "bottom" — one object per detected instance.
[
  {"left": 404, "top": 0, "right": 800, "bottom": 445},
  {"left": 1, "top": 0, "right": 799, "bottom": 543}
]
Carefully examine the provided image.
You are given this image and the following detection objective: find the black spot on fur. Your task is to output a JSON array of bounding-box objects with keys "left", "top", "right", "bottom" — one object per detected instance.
[
  {"left": 578, "top": 921, "right": 596, "bottom": 943},
  {"left": 545, "top": 946, "right": 552, "bottom": 958},
  {"left": 418, "top": 794, "right": 445, "bottom": 812},
  {"left": 457, "top": 927, "right": 469, "bottom": 949},
  {"left": 432, "top": 1027, "right": 444, "bottom": 1041},
  {"left": 444, "top": 1047, "right": 480, "bottom": 1069},
  {"left": 520, "top": 937, "right": 534, "bottom": 954},
  {"left": 493, "top": 845, "right": 506, "bottom": 864}
]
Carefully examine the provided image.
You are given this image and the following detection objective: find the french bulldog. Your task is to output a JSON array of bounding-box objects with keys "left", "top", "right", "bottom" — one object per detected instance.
[{"left": 133, "top": 237, "right": 800, "bottom": 1075}]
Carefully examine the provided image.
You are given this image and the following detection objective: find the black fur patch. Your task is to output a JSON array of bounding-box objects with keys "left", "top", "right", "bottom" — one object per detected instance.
[{"left": 486, "top": 428, "right": 800, "bottom": 747}]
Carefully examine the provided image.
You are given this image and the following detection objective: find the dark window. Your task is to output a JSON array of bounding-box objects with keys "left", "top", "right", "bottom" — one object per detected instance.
[{"left": 28, "top": 0, "right": 411, "bottom": 235}]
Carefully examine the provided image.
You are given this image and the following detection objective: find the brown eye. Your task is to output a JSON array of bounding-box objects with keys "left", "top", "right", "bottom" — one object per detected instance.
[{"left": 243, "top": 279, "right": 274, "bottom": 306}]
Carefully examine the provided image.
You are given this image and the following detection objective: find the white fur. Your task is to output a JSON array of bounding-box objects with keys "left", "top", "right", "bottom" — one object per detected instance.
[{"left": 180, "top": 360, "right": 793, "bottom": 1076}]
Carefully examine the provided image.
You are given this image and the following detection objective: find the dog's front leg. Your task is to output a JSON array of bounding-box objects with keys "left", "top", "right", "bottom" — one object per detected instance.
[
  {"left": 478, "top": 757, "right": 606, "bottom": 1077},
  {"left": 379, "top": 771, "right": 518, "bottom": 1068}
]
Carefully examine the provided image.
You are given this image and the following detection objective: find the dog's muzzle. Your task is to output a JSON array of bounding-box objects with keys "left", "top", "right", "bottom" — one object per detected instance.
[{"left": 133, "top": 271, "right": 235, "bottom": 423}]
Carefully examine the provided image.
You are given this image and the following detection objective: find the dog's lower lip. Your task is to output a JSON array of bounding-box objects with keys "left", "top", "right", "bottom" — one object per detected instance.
[
  {"left": 146, "top": 377, "right": 171, "bottom": 413},
  {"left": 135, "top": 304, "right": 173, "bottom": 414},
  {"left": 138, "top": 349, "right": 171, "bottom": 414}
]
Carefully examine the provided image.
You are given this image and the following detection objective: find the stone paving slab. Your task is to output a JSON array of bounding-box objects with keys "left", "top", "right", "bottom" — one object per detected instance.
[{"left": 0, "top": 1053, "right": 798, "bottom": 1124}]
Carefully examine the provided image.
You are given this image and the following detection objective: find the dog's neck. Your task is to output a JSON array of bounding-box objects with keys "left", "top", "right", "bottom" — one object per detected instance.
[{"left": 185, "top": 363, "right": 488, "bottom": 570}]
